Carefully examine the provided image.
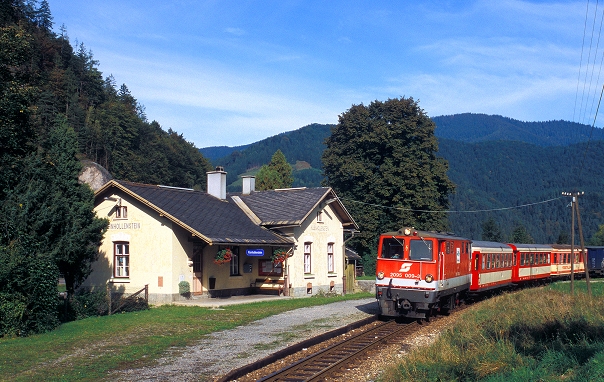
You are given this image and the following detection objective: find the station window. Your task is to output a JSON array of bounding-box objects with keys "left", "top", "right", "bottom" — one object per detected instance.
[
  {"left": 116, "top": 206, "right": 127, "bottom": 219},
  {"left": 316, "top": 211, "right": 323, "bottom": 223},
  {"left": 229, "top": 248, "right": 240, "bottom": 276},
  {"left": 114, "top": 242, "right": 129, "bottom": 278},
  {"left": 304, "top": 242, "right": 312, "bottom": 273},
  {"left": 327, "top": 243, "right": 334, "bottom": 273}
]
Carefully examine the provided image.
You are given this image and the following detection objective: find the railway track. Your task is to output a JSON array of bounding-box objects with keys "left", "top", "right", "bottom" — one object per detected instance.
[{"left": 256, "top": 319, "right": 419, "bottom": 381}]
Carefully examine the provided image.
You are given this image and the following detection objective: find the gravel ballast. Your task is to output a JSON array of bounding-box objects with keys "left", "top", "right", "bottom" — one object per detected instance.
[{"left": 112, "top": 298, "right": 379, "bottom": 381}]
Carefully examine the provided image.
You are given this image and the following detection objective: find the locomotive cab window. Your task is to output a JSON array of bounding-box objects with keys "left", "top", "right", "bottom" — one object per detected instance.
[
  {"left": 380, "top": 238, "right": 404, "bottom": 259},
  {"left": 409, "top": 239, "right": 433, "bottom": 261}
]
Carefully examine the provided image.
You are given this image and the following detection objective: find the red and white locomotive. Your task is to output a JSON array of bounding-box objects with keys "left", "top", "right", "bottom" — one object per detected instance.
[
  {"left": 375, "top": 227, "right": 471, "bottom": 319},
  {"left": 376, "top": 227, "right": 587, "bottom": 319}
]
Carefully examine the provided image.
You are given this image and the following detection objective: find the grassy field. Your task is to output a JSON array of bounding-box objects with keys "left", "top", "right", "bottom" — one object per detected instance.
[
  {"left": 379, "top": 280, "right": 604, "bottom": 381},
  {"left": 0, "top": 292, "right": 372, "bottom": 381}
]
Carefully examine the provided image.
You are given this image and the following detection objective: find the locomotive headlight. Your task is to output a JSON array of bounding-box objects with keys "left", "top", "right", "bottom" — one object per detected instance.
[
  {"left": 377, "top": 271, "right": 385, "bottom": 280},
  {"left": 425, "top": 274, "right": 434, "bottom": 283}
]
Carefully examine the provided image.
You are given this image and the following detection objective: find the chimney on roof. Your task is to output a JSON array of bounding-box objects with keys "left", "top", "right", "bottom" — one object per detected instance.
[
  {"left": 242, "top": 176, "right": 255, "bottom": 195},
  {"left": 207, "top": 166, "right": 227, "bottom": 199}
]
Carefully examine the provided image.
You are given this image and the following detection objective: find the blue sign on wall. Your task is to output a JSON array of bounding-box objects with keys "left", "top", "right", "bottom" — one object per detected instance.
[{"left": 246, "top": 249, "right": 264, "bottom": 257}]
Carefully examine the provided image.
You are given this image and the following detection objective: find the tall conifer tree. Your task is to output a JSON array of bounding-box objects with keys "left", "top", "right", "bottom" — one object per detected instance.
[{"left": 257, "top": 149, "right": 293, "bottom": 190}]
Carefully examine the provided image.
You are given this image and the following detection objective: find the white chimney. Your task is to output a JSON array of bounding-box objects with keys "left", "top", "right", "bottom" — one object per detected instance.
[
  {"left": 207, "top": 166, "right": 227, "bottom": 199},
  {"left": 242, "top": 176, "right": 255, "bottom": 195}
]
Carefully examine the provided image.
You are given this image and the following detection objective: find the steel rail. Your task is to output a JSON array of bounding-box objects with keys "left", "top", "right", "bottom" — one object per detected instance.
[{"left": 258, "top": 320, "right": 418, "bottom": 381}]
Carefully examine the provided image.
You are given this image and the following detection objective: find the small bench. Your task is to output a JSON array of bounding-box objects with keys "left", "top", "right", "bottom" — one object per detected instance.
[{"left": 254, "top": 278, "right": 285, "bottom": 295}]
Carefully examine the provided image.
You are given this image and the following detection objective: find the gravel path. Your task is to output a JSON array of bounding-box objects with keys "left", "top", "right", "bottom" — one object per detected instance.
[{"left": 112, "top": 298, "right": 378, "bottom": 381}]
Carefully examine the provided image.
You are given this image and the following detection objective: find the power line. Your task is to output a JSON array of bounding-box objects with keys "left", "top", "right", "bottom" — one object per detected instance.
[
  {"left": 339, "top": 196, "right": 564, "bottom": 214},
  {"left": 573, "top": 0, "right": 591, "bottom": 123}
]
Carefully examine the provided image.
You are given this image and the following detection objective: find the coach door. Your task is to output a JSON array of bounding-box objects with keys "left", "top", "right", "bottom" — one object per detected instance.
[{"left": 440, "top": 240, "right": 446, "bottom": 287}]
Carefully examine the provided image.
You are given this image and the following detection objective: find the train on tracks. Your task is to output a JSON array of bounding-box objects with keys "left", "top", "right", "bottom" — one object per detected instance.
[{"left": 375, "top": 227, "right": 587, "bottom": 319}]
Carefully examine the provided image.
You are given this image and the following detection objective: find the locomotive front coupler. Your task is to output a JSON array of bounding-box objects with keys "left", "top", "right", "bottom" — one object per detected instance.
[{"left": 386, "top": 279, "right": 393, "bottom": 299}]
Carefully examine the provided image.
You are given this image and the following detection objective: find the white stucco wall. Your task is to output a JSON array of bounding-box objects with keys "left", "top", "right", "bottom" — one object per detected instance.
[
  {"left": 287, "top": 203, "right": 344, "bottom": 297},
  {"left": 82, "top": 191, "right": 190, "bottom": 304}
]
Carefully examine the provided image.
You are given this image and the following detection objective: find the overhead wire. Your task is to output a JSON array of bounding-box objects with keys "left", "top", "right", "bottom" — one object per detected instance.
[
  {"left": 572, "top": 0, "right": 604, "bottom": 189},
  {"left": 585, "top": 2, "right": 604, "bottom": 124},
  {"left": 339, "top": 196, "right": 565, "bottom": 215},
  {"left": 573, "top": 0, "right": 591, "bottom": 123},
  {"left": 578, "top": 1, "right": 598, "bottom": 126}
]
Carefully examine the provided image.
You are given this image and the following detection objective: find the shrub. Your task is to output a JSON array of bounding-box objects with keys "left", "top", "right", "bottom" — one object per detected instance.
[
  {"left": 67, "top": 289, "right": 108, "bottom": 320},
  {"left": 179, "top": 281, "right": 191, "bottom": 296}
]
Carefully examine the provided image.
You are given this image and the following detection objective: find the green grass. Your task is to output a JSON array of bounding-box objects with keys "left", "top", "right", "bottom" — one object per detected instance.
[
  {"left": 0, "top": 292, "right": 372, "bottom": 381},
  {"left": 357, "top": 275, "right": 375, "bottom": 280},
  {"left": 379, "top": 281, "right": 604, "bottom": 381}
]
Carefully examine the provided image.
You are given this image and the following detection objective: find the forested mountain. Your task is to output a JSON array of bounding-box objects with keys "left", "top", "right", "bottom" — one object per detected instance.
[
  {"left": 432, "top": 113, "right": 604, "bottom": 146},
  {"left": 442, "top": 139, "right": 604, "bottom": 243},
  {"left": 200, "top": 144, "right": 251, "bottom": 162},
  {"left": 210, "top": 123, "right": 332, "bottom": 190},
  {"left": 205, "top": 117, "right": 604, "bottom": 244}
]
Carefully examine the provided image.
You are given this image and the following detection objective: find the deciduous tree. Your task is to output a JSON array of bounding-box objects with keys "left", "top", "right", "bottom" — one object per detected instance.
[
  {"left": 589, "top": 224, "right": 604, "bottom": 245},
  {"left": 322, "top": 97, "right": 455, "bottom": 263}
]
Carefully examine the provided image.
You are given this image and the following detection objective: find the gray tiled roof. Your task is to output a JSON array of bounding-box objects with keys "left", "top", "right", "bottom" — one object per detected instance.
[
  {"left": 237, "top": 187, "right": 333, "bottom": 226},
  {"left": 102, "top": 181, "right": 292, "bottom": 245}
]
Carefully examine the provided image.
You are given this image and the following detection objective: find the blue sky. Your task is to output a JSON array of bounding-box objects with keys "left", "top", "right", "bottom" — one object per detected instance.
[{"left": 49, "top": 1, "right": 596, "bottom": 148}]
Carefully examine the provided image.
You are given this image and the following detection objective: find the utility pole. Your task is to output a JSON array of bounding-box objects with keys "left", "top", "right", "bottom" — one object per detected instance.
[{"left": 562, "top": 191, "right": 592, "bottom": 296}]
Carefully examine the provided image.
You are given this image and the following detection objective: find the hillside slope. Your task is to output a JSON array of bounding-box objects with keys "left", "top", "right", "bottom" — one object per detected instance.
[
  {"left": 432, "top": 113, "right": 604, "bottom": 146},
  {"left": 203, "top": 116, "right": 604, "bottom": 243}
]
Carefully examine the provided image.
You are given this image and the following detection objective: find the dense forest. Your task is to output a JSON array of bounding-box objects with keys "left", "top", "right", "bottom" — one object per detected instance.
[
  {"left": 432, "top": 113, "right": 604, "bottom": 146},
  {"left": 1, "top": 0, "right": 212, "bottom": 190},
  {"left": 204, "top": 118, "right": 604, "bottom": 244}
]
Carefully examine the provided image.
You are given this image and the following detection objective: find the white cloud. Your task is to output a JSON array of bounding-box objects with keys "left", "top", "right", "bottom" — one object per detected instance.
[{"left": 225, "top": 27, "right": 246, "bottom": 36}]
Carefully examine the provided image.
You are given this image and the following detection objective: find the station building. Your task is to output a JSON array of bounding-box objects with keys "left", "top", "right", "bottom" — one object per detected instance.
[{"left": 82, "top": 168, "right": 358, "bottom": 304}]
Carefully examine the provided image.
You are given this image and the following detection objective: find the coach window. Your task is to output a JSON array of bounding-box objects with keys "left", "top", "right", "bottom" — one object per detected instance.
[{"left": 482, "top": 254, "right": 485, "bottom": 270}]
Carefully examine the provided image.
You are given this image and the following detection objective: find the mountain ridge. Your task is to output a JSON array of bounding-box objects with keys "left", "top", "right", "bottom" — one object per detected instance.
[{"left": 199, "top": 114, "right": 604, "bottom": 243}]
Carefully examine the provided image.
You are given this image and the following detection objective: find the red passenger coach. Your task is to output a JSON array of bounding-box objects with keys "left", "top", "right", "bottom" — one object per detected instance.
[
  {"left": 550, "top": 244, "right": 585, "bottom": 279},
  {"left": 470, "top": 241, "right": 514, "bottom": 293},
  {"left": 375, "top": 227, "right": 471, "bottom": 319},
  {"left": 508, "top": 243, "right": 552, "bottom": 284}
]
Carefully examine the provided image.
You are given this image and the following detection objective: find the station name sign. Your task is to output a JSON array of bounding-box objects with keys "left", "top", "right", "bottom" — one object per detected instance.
[
  {"left": 246, "top": 249, "right": 264, "bottom": 257},
  {"left": 109, "top": 222, "right": 141, "bottom": 230}
]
